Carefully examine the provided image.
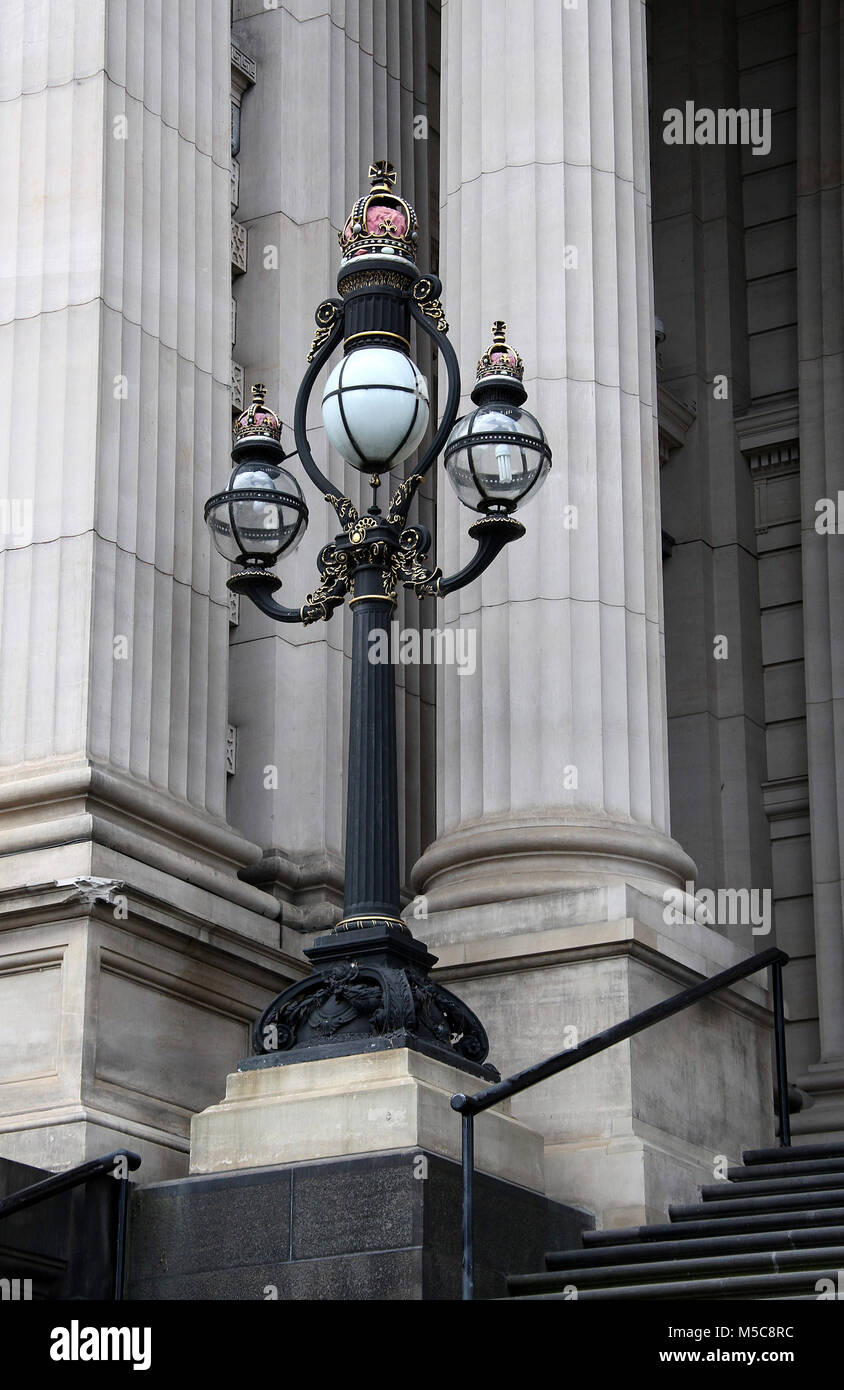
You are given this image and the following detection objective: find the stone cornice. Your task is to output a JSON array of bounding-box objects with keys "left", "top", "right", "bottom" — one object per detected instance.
[
  {"left": 735, "top": 400, "right": 800, "bottom": 476},
  {"left": 762, "top": 775, "right": 810, "bottom": 821},
  {"left": 0, "top": 760, "right": 280, "bottom": 921},
  {"left": 231, "top": 42, "right": 256, "bottom": 97},
  {"left": 734, "top": 400, "right": 800, "bottom": 532},
  {"left": 657, "top": 385, "right": 697, "bottom": 466}
]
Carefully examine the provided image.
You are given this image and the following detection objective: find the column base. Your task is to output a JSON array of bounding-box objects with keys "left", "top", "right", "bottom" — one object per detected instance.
[
  {"left": 790, "top": 1061, "right": 844, "bottom": 1144},
  {"left": 411, "top": 811, "right": 697, "bottom": 912}
]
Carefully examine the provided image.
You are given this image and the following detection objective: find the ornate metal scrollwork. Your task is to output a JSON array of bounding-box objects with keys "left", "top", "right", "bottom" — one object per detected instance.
[
  {"left": 386, "top": 473, "right": 425, "bottom": 525},
  {"left": 326, "top": 493, "right": 360, "bottom": 530},
  {"left": 412, "top": 276, "right": 449, "bottom": 333},
  {"left": 302, "top": 543, "right": 352, "bottom": 624},
  {"left": 252, "top": 954, "right": 496, "bottom": 1077},
  {"left": 344, "top": 515, "right": 378, "bottom": 545},
  {"left": 386, "top": 524, "right": 443, "bottom": 599},
  {"left": 307, "top": 298, "right": 344, "bottom": 362}
]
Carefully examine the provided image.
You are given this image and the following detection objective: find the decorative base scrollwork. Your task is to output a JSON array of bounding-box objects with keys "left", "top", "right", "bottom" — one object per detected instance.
[{"left": 252, "top": 925, "right": 498, "bottom": 1080}]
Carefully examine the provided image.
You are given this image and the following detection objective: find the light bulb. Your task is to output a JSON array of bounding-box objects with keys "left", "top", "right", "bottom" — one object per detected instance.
[{"left": 496, "top": 443, "right": 512, "bottom": 484}]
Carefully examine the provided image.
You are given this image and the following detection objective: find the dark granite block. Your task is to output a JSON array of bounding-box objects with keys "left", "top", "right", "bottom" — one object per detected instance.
[
  {"left": 274, "top": 1249, "right": 423, "bottom": 1301},
  {"left": 125, "top": 1149, "right": 594, "bottom": 1301},
  {"left": 290, "top": 1153, "right": 422, "bottom": 1258},
  {"left": 128, "top": 1166, "right": 291, "bottom": 1278},
  {"left": 128, "top": 1249, "right": 423, "bottom": 1301}
]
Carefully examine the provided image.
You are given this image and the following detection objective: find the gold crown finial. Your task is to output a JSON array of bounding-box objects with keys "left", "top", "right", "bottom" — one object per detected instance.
[
  {"left": 338, "top": 161, "right": 418, "bottom": 265},
  {"left": 476, "top": 320, "right": 525, "bottom": 385},
  {"left": 233, "top": 382, "right": 282, "bottom": 444},
  {"left": 368, "top": 160, "right": 397, "bottom": 192}
]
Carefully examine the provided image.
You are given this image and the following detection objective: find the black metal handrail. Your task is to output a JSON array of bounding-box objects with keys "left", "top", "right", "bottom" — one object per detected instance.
[
  {"left": 0, "top": 1149, "right": 142, "bottom": 1300},
  {"left": 451, "top": 946, "right": 790, "bottom": 1300}
]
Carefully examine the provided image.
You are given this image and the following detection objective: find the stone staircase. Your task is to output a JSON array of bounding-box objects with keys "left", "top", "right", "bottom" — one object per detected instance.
[{"left": 507, "top": 1142, "right": 844, "bottom": 1300}]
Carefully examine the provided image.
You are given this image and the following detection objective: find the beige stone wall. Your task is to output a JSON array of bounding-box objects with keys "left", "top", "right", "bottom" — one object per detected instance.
[{"left": 0, "top": 0, "right": 298, "bottom": 1179}]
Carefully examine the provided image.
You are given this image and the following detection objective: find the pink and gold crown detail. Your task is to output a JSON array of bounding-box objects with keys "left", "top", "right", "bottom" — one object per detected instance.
[
  {"left": 339, "top": 161, "right": 419, "bottom": 265},
  {"left": 476, "top": 321, "right": 524, "bottom": 383},
  {"left": 233, "top": 383, "right": 282, "bottom": 443}
]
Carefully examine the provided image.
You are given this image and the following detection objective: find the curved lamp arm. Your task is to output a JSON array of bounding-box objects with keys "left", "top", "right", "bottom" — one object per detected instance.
[
  {"left": 228, "top": 539, "right": 352, "bottom": 627},
  {"left": 395, "top": 516, "right": 526, "bottom": 599},
  {"left": 293, "top": 299, "right": 347, "bottom": 507},
  {"left": 439, "top": 517, "right": 525, "bottom": 596},
  {"left": 231, "top": 576, "right": 305, "bottom": 623},
  {"left": 386, "top": 276, "right": 463, "bottom": 527}
]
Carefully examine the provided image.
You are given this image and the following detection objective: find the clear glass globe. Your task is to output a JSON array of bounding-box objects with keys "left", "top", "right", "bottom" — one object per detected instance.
[
  {"left": 321, "top": 346, "right": 429, "bottom": 471},
  {"left": 444, "top": 404, "right": 551, "bottom": 513},
  {"left": 205, "top": 459, "right": 308, "bottom": 565}
]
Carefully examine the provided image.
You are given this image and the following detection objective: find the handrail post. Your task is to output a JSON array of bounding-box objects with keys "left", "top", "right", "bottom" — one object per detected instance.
[
  {"left": 461, "top": 1111, "right": 474, "bottom": 1301},
  {"left": 772, "top": 958, "right": 791, "bottom": 1148},
  {"left": 114, "top": 1174, "right": 130, "bottom": 1300}
]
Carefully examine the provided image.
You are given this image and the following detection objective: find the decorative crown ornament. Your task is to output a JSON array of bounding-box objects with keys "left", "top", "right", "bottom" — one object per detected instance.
[
  {"left": 476, "top": 321, "right": 524, "bottom": 384},
  {"left": 233, "top": 383, "right": 283, "bottom": 444},
  {"left": 338, "top": 160, "right": 419, "bottom": 265}
]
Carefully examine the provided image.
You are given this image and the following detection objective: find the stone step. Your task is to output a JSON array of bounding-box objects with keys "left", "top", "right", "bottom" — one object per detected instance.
[
  {"left": 699, "top": 1170, "right": 844, "bottom": 1201},
  {"left": 515, "top": 1146, "right": 844, "bottom": 1303},
  {"left": 726, "top": 1155, "right": 844, "bottom": 1183},
  {"left": 507, "top": 1266, "right": 839, "bottom": 1301},
  {"left": 509, "top": 1242, "right": 844, "bottom": 1296},
  {"left": 670, "top": 1186, "right": 844, "bottom": 1223},
  {"left": 583, "top": 1202, "right": 844, "bottom": 1247},
  {"left": 742, "top": 1140, "right": 844, "bottom": 1166},
  {"left": 546, "top": 1222, "right": 844, "bottom": 1271}
]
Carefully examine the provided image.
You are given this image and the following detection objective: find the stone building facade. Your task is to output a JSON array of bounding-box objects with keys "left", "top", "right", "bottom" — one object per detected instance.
[{"left": 0, "top": 0, "right": 841, "bottom": 1229}]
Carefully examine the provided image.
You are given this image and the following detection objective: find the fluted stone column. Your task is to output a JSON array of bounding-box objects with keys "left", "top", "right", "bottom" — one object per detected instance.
[
  {"left": 792, "top": 0, "right": 844, "bottom": 1137},
  {"left": 228, "top": 0, "right": 438, "bottom": 928},
  {"left": 0, "top": 0, "right": 295, "bottom": 1180},
  {"left": 413, "top": 0, "right": 694, "bottom": 913},
  {"left": 411, "top": 0, "right": 776, "bottom": 1227}
]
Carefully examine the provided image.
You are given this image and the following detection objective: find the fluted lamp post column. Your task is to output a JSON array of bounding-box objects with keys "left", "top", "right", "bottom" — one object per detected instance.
[{"left": 205, "top": 162, "right": 551, "bottom": 1080}]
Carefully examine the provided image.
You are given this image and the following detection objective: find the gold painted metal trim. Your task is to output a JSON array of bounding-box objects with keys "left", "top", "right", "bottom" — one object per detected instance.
[
  {"left": 335, "top": 913, "right": 407, "bottom": 929},
  {"left": 348, "top": 593, "right": 397, "bottom": 608},
  {"left": 343, "top": 329, "right": 411, "bottom": 351}
]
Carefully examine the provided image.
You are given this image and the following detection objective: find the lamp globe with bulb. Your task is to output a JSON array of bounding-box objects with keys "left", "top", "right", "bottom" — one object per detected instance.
[
  {"left": 444, "top": 323, "right": 551, "bottom": 513},
  {"left": 205, "top": 384, "right": 308, "bottom": 575}
]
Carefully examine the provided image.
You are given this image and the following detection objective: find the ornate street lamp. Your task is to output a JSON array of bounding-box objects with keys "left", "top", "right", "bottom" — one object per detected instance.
[{"left": 206, "top": 161, "right": 551, "bottom": 1080}]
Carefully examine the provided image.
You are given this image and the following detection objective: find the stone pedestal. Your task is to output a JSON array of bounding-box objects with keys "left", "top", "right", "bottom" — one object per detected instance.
[
  {"left": 420, "top": 884, "right": 777, "bottom": 1229},
  {"left": 127, "top": 1149, "right": 592, "bottom": 1301},
  {"left": 190, "top": 1048, "right": 544, "bottom": 1191}
]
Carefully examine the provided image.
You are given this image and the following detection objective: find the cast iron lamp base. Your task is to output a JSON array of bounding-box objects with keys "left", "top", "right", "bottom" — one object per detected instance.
[{"left": 252, "top": 923, "right": 499, "bottom": 1081}]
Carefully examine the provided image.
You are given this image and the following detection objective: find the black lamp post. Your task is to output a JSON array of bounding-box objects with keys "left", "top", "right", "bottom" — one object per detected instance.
[{"left": 205, "top": 161, "right": 551, "bottom": 1080}]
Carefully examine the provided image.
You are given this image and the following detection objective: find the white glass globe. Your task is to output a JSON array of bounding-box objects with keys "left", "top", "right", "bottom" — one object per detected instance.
[{"left": 321, "top": 346, "right": 429, "bottom": 471}]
